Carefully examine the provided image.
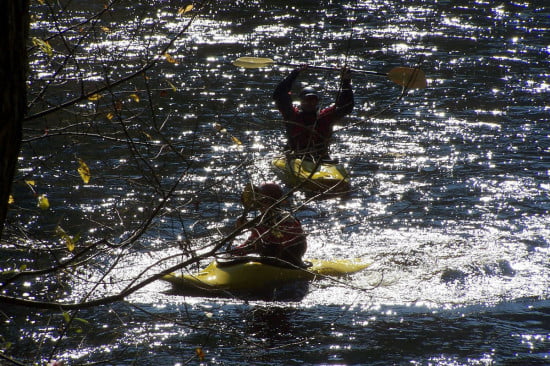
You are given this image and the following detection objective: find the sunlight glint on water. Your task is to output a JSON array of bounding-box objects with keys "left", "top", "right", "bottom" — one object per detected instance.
[{"left": 11, "top": 0, "right": 550, "bottom": 365}]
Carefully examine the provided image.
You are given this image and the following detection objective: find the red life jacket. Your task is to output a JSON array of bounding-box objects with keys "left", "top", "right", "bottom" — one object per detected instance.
[
  {"left": 234, "top": 214, "right": 307, "bottom": 265},
  {"left": 284, "top": 105, "right": 338, "bottom": 156}
]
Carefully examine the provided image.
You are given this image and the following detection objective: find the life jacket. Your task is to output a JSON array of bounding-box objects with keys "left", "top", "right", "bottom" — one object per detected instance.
[
  {"left": 285, "top": 105, "right": 338, "bottom": 156},
  {"left": 235, "top": 212, "right": 307, "bottom": 266}
]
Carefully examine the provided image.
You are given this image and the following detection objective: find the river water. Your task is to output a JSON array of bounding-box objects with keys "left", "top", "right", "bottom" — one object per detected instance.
[{"left": 2, "top": 0, "right": 549, "bottom": 365}]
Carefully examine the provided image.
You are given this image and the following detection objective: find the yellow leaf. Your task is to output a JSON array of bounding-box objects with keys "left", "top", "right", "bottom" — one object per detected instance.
[
  {"left": 8, "top": 195, "right": 15, "bottom": 204},
  {"left": 101, "top": 26, "right": 111, "bottom": 33},
  {"left": 55, "top": 225, "right": 76, "bottom": 252},
  {"left": 77, "top": 158, "right": 91, "bottom": 184},
  {"left": 106, "top": 112, "right": 114, "bottom": 120},
  {"left": 74, "top": 317, "right": 90, "bottom": 325},
  {"left": 88, "top": 93, "right": 102, "bottom": 101},
  {"left": 25, "top": 180, "right": 36, "bottom": 186},
  {"left": 37, "top": 0, "right": 45, "bottom": 4},
  {"left": 230, "top": 135, "right": 242, "bottom": 145},
  {"left": 37, "top": 194, "right": 50, "bottom": 210},
  {"left": 164, "top": 53, "right": 177, "bottom": 64},
  {"left": 178, "top": 4, "right": 193, "bottom": 15},
  {"left": 32, "top": 37, "right": 53, "bottom": 57},
  {"left": 166, "top": 79, "right": 177, "bottom": 92},
  {"left": 62, "top": 311, "right": 71, "bottom": 323},
  {"left": 213, "top": 123, "right": 227, "bottom": 134},
  {"left": 195, "top": 347, "right": 205, "bottom": 361},
  {"left": 129, "top": 93, "right": 140, "bottom": 102}
]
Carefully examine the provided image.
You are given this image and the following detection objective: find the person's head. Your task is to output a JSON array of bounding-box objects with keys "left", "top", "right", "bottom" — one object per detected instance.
[
  {"left": 299, "top": 86, "right": 320, "bottom": 113},
  {"left": 241, "top": 182, "right": 285, "bottom": 211},
  {"left": 255, "top": 183, "right": 284, "bottom": 208}
]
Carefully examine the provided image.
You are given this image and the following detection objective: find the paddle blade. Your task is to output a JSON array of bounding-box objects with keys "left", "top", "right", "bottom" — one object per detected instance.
[
  {"left": 233, "top": 57, "right": 275, "bottom": 69},
  {"left": 387, "top": 67, "right": 427, "bottom": 89}
]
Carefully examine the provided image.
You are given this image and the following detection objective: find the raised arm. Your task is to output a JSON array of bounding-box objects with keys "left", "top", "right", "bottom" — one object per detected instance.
[
  {"left": 333, "top": 68, "right": 354, "bottom": 117},
  {"left": 273, "top": 68, "right": 302, "bottom": 120}
]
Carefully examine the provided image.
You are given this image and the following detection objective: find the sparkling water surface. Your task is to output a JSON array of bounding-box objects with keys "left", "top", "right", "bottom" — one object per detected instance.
[{"left": 2, "top": 0, "right": 549, "bottom": 365}]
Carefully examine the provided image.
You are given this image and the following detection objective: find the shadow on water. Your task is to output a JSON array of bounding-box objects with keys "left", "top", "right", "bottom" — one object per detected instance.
[{"left": 164, "top": 280, "right": 310, "bottom": 302}]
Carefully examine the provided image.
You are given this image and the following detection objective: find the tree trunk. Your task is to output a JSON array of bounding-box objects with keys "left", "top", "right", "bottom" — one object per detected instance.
[{"left": 0, "top": 0, "right": 29, "bottom": 238}]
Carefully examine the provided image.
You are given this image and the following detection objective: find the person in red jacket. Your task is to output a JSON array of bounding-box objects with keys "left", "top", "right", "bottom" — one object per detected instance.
[
  {"left": 273, "top": 65, "right": 353, "bottom": 161},
  {"left": 232, "top": 183, "right": 307, "bottom": 267}
]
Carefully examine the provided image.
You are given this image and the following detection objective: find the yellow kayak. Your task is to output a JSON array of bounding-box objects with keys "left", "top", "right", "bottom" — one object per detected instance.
[
  {"left": 271, "top": 157, "right": 351, "bottom": 194},
  {"left": 163, "top": 258, "right": 370, "bottom": 296}
]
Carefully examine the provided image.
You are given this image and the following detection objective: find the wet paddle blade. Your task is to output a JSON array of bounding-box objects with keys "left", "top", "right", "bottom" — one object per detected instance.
[
  {"left": 387, "top": 67, "right": 427, "bottom": 89},
  {"left": 233, "top": 57, "right": 276, "bottom": 68}
]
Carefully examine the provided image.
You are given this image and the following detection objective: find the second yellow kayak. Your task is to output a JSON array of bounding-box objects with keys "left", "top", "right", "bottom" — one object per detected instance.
[{"left": 271, "top": 157, "right": 351, "bottom": 194}]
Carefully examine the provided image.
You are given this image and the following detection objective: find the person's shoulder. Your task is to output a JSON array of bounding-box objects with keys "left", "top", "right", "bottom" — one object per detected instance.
[
  {"left": 318, "top": 105, "right": 337, "bottom": 117},
  {"left": 282, "top": 214, "right": 302, "bottom": 226}
]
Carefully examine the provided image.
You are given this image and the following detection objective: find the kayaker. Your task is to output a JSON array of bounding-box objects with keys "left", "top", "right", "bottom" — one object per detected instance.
[
  {"left": 231, "top": 183, "right": 307, "bottom": 267},
  {"left": 273, "top": 65, "right": 353, "bottom": 162}
]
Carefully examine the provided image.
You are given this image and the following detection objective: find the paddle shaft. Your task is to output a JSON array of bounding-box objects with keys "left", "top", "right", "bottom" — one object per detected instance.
[
  {"left": 275, "top": 61, "right": 387, "bottom": 77},
  {"left": 233, "top": 57, "right": 426, "bottom": 88}
]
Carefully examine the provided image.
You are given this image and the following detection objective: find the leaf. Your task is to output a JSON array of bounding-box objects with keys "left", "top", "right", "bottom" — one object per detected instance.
[
  {"left": 230, "top": 135, "right": 242, "bottom": 145},
  {"left": 73, "top": 317, "right": 90, "bottom": 325},
  {"left": 8, "top": 195, "right": 14, "bottom": 204},
  {"left": 106, "top": 112, "right": 114, "bottom": 120},
  {"left": 37, "top": 194, "right": 50, "bottom": 210},
  {"left": 88, "top": 93, "right": 102, "bottom": 101},
  {"left": 77, "top": 158, "right": 91, "bottom": 184},
  {"left": 164, "top": 53, "right": 177, "bottom": 64},
  {"left": 213, "top": 123, "right": 227, "bottom": 134},
  {"left": 129, "top": 93, "right": 140, "bottom": 102},
  {"left": 166, "top": 79, "right": 177, "bottom": 92},
  {"left": 25, "top": 180, "right": 36, "bottom": 186},
  {"left": 100, "top": 26, "right": 111, "bottom": 33},
  {"left": 56, "top": 225, "right": 76, "bottom": 252},
  {"left": 178, "top": 4, "right": 193, "bottom": 15},
  {"left": 195, "top": 347, "right": 205, "bottom": 361},
  {"left": 141, "top": 131, "right": 153, "bottom": 140},
  {"left": 62, "top": 311, "right": 71, "bottom": 323},
  {"left": 32, "top": 37, "right": 53, "bottom": 57}
]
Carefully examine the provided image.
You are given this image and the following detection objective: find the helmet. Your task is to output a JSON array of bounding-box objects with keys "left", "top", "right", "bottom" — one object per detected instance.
[
  {"left": 256, "top": 183, "right": 284, "bottom": 201},
  {"left": 299, "top": 86, "right": 319, "bottom": 100},
  {"left": 241, "top": 183, "right": 284, "bottom": 209}
]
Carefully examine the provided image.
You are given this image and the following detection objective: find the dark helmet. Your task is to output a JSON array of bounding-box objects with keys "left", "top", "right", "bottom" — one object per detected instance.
[
  {"left": 241, "top": 182, "right": 284, "bottom": 209},
  {"left": 299, "top": 86, "right": 319, "bottom": 100},
  {"left": 256, "top": 183, "right": 284, "bottom": 202}
]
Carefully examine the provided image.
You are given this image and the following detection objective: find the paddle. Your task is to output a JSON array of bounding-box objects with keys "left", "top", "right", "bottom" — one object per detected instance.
[{"left": 233, "top": 56, "right": 427, "bottom": 89}]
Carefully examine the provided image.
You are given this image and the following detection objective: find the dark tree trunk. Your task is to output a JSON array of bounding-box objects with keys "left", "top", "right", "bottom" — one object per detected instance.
[{"left": 0, "top": 0, "right": 29, "bottom": 237}]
